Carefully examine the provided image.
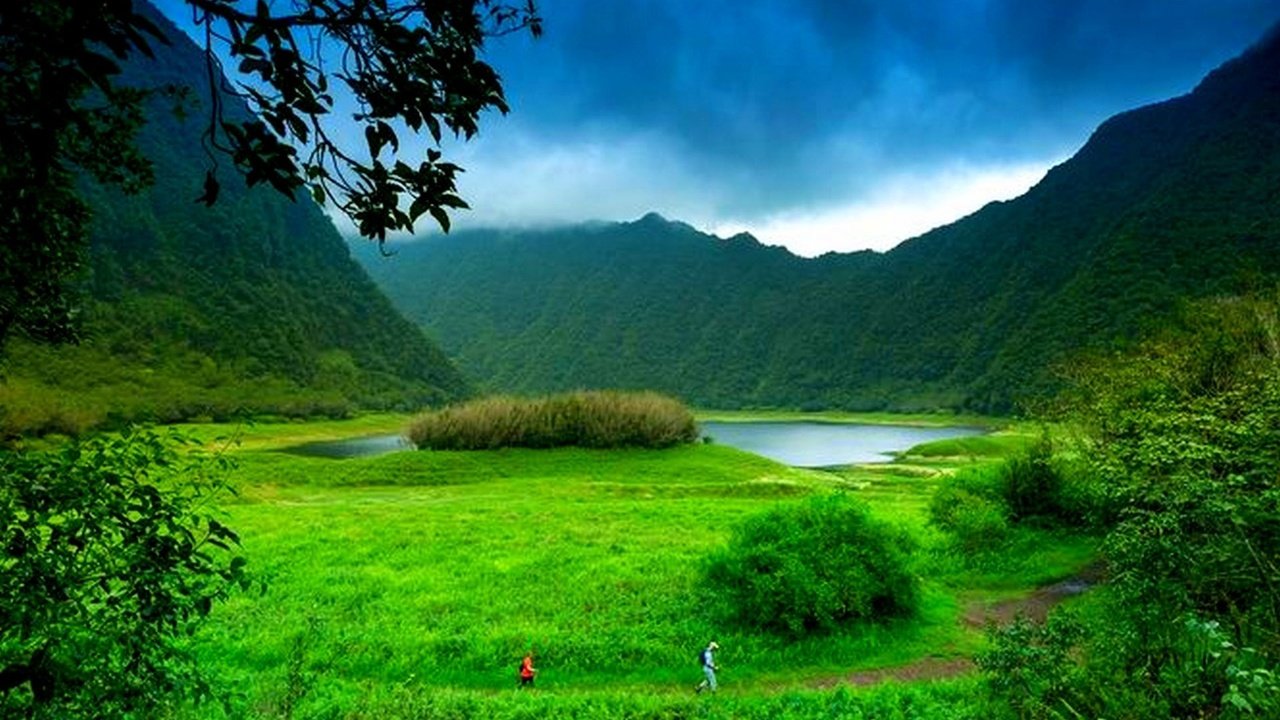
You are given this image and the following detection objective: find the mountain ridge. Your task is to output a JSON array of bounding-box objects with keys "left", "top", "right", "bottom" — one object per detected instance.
[
  {"left": 356, "top": 23, "right": 1280, "bottom": 413},
  {"left": 0, "top": 1, "right": 468, "bottom": 435}
]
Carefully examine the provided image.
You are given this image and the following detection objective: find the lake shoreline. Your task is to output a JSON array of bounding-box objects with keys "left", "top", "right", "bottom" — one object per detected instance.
[{"left": 694, "top": 408, "right": 1004, "bottom": 429}]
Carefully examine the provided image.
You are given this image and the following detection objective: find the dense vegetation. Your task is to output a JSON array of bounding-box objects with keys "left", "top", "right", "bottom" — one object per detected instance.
[
  {"left": 0, "top": 5, "right": 468, "bottom": 438},
  {"left": 705, "top": 494, "right": 919, "bottom": 636},
  {"left": 967, "top": 295, "right": 1280, "bottom": 719},
  {"left": 357, "top": 25, "right": 1280, "bottom": 414},
  {"left": 0, "top": 428, "right": 250, "bottom": 716},
  {"left": 407, "top": 391, "right": 698, "bottom": 449},
  {"left": 928, "top": 434, "right": 1088, "bottom": 553}
]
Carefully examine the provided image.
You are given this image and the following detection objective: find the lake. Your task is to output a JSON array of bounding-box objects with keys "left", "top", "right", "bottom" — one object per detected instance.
[
  {"left": 279, "top": 421, "right": 983, "bottom": 465},
  {"left": 282, "top": 433, "right": 414, "bottom": 458},
  {"left": 700, "top": 421, "right": 983, "bottom": 467}
]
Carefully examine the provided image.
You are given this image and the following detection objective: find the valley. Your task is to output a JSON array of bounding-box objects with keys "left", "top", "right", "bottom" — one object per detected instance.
[
  {"left": 175, "top": 414, "right": 1092, "bottom": 717},
  {"left": 2, "top": 4, "right": 1277, "bottom": 719}
]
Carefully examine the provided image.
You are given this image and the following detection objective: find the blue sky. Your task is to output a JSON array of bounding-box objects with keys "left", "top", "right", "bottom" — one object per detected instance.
[{"left": 154, "top": 0, "right": 1279, "bottom": 255}]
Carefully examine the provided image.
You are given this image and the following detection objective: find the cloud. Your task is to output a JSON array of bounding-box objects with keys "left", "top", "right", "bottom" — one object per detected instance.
[
  {"left": 151, "top": 0, "right": 1280, "bottom": 252},
  {"left": 444, "top": 122, "right": 719, "bottom": 229},
  {"left": 434, "top": 116, "right": 1058, "bottom": 257},
  {"left": 708, "top": 161, "right": 1055, "bottom": 256}
]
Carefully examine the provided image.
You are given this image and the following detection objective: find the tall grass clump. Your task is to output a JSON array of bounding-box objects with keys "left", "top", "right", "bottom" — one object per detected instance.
[
  {"left": 407, "top": 390, "right": 699, "bottom": 450},
  {"left": 704, "top": 493, "right": 919, "bottom": 636}
]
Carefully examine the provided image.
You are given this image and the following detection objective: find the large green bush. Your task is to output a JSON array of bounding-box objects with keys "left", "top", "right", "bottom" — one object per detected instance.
[
  {"left": 0, "top": 427, "right": 250, "bottom": 716},
  {"left": 407, "top": 390, "right": 699, "bottom": 450},
  {"left": 704, "top": 494, "right": 919, "bottom": 636},
  {"left": 1000, "top": 433, "right": 1067, "bottom": 522}
]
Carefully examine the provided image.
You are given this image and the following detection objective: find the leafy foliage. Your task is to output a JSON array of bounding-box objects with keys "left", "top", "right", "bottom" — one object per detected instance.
[
  {"left": 183, "top": 0, "right": 539, "bottom": 241},
  {"left": 0, "top": 0, "right": 162, "bottom": 343},
  {"left": 976, "top": 613, "right": 1085, "bottom": 720},
  {"left": 981, "top": 294, "right": 1280, "bottom": 719},
  {"left": 0, "top": 0, "right": 537, "bottom": 347},
  {"left": 929, "top": 476, "right": 1011, "bottom": 552},
  {"left": 0, "top": 427, "right": 251, "bottom": 716},
  {"left": 407, "top": 390, "right": 699, "bottom": 449},
  {"left": 929, "top": 434, "right": 1080, "bottom": 553},
  {"left": 704, "top": 494, "right": 919, "bottom": 636},
  {"left": 0, "top": 8, "right": 471, "bottom": 437},
  {"left": 1071, "top": 295, "right": 1280, "bottom": 656}
]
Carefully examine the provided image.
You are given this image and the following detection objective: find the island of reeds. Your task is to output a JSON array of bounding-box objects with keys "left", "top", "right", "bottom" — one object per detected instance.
[{"left": 407, "top": 390, "right": 700, "bottom": 450}]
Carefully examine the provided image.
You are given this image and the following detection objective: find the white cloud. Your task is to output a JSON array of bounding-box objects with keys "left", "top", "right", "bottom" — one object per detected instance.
[
  {"left": 707, "top": 161, "right": 1058, "bottom": 256},
  {"left": 342, "top": 116, "right": 1064, "bottom": 257}
]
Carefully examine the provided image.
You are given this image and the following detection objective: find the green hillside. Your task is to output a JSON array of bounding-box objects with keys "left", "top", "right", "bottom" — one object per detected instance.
[
  {"left": 357, "top": 25, "right": 1280, "bottom": 414},
  {"left": 0, "top": 3, "right": 467, "bottom": 436}
]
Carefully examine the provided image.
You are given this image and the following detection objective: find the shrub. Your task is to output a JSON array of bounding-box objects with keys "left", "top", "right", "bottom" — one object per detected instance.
[
  {"left": 704, "top": 494, "right": 919, "bottom": 636},
  {"left": 929, "top": 432, "right": 1082, "bottom": 553},
  {"left": 977, "top": 612, "right": 1086, "bottom": 719},
  {"left": 1000, "top": 433, "right": 1063, "bottom": 522},
  {"left": 978, "top": 295, "right": 1280, "bottom": 719},
  {"left": 929, "top": 482, "right": 1010, "bottom": 552},
  {"left": 0, "top": 427, "right": 251, "bottom": 716},
  {"left": 406, "top": 390, "right": 699, "bottom": 450}
]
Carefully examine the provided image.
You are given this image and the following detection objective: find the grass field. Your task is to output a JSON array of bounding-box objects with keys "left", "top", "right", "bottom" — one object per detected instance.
[{"left": 179, "top": 414, "right": 1093, "bottom": 718}]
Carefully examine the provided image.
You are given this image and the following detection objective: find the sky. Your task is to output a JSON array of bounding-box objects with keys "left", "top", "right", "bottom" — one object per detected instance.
[{"left": 155, "top": 1, "right": 1280, "bottom": 255}]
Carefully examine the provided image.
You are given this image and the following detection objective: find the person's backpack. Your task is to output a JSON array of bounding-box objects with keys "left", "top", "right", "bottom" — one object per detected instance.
[{"left": 698, "top": 649, "right": 708, "bottom": 666}]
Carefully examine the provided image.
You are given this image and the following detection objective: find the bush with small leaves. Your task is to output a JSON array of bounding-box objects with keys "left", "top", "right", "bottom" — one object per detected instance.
[
  {"left": 0, "top": 427, "right": 252, "bottom": 716},
  {"left": 704, "top": 494, "right": 919, "bottom": 636},
  {"left": 977, "top": 612, "right": 1086, "bottom": 719},
  {"left": 1000, "top": 434, "right": 1065, "bottom": 523}
]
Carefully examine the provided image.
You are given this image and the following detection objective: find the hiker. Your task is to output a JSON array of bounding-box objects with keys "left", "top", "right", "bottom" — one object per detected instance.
[
  {"left": 518, "top": 652, "right": 537, "bottom": 688},
  {"left": 695, "top": 641, "right": 720, "bottom": 694}
]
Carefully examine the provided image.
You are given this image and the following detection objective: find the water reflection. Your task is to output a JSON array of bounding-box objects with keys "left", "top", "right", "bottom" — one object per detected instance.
[
  {"left": 281, "top": 433, "right": 413, "bottom": 458},
  {"left": 700, "top": 421, "right": 982, "bottom": 467},
  {"left": 277, "top": 422, "right": 983, "bottom": 466}
]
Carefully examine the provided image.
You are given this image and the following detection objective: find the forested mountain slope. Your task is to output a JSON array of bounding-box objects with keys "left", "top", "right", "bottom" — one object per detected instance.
[
  {"left": 0, "top": 3, "right": 467, "bottom": 435},
  {"left": 358, "top": 25, "right": 1280, "bottom": 413}
]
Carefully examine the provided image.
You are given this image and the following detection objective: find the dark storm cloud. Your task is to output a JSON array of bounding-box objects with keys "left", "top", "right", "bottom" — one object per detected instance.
[
  {"left": 148, "top": 0, "right": 1280, "bottom": 247},
  {"left": 483, "top": 0, "right": 1278, "bottom": 215}
]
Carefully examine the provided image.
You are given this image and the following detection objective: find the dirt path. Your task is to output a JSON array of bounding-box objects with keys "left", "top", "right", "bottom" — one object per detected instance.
[
  {"left": 963, "top": 564, "right": 1104, "bottom": 628},
  {"left": 812, "top": 656, "right": 976, "bottom": 688},
  {"left": 811, "top": 565, "right": 1103, "bottom": 688}
]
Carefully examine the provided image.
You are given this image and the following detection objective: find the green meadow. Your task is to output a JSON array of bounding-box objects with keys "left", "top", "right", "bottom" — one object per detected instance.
[{"left": 176, "top": 416, "right": 1094, "bottom": 718}]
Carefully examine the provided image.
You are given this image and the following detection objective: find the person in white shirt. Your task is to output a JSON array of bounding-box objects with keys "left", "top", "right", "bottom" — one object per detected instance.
[{"left": 695, "top": 641, "right": 720, "bottom": 694}]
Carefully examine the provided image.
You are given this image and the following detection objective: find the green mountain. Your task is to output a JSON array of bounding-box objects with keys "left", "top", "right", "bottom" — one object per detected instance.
[
  {"left": 0, "top": 3, "right": 467, "bottom": 436},
  {"left": 356, "top": 25, "right": 1280, "bottom": 414}
]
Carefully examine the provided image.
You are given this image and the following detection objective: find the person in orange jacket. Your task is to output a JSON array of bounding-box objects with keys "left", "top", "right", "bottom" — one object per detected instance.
[{"left": 518, "top": 652, "right": 537, "bottom": 688}]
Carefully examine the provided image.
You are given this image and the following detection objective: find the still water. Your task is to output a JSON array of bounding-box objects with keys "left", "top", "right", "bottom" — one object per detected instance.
[
  {"left": 282, "top": 433, "right": 413, "bottom": 458},
  {"left": 280, "top": 422, "right": 983, "bottom": 466},
  {"left": 700, "top": 421, "right": 983, "bottom": 467}
]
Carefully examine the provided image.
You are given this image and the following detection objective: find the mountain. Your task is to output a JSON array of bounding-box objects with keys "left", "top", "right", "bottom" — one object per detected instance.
[
  {"left": 356, "top": 25, "right": 1280, "bottom": 414},
  {"left": 0, "top": 2, "right": 467, "bottom": 436}
]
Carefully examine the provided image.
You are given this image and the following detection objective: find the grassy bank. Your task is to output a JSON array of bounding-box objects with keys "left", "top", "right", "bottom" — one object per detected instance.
[
  {"left": 175, "top": 415, "right": 1091, "bottom": 718},
  {"left": 179, "top": 413, "right": 414, "bottom": 452}
]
